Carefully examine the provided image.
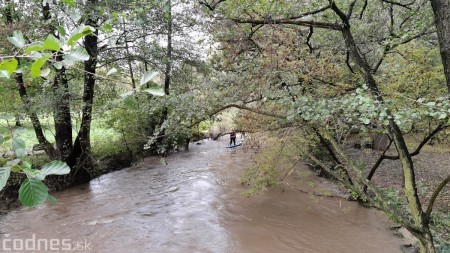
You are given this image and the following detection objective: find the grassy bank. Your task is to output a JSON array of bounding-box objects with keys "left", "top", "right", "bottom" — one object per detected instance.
[{"left": 0, "top": 117, "right": 147, "bottom": 212}]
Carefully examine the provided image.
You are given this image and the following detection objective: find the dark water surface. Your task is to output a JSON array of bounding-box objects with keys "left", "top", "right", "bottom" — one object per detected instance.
[{"left": 0, "top": 139, "right": 404, "bottom": 253}]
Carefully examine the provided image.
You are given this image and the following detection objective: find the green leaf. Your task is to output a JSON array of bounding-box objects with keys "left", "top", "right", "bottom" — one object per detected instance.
[
  {"left": 0, "top": 126, "right": 10, "bottom": 134},
  {"left": 0, "top": 114, "right": 14, "bottom": 121},
  {"left": 63, "top": 47, "right": 90, "bottom": 62},
  {"left": 31, "top": 55, "right": 50, "bottom": 78},
  {"left": 140, "top": 71, "right": 159, "bottom": 86},
  {"left": 13, "top": 127, "right": 27, "bottom": 135},
  {"left": 106, "top": 67, "right": 118, "bottom": 76},
  {"left": 12, "top": 138, "right": 25, "bottom": 150},
  {"left": 361, "top": 118, "right": 370, "bottom": 124},
  {"left": 43, "top": 34, "right": 61, "bottom": 51},
  {"left": 67, "top": 26, "right": 95, "bottom": 49},
  {"left": 15, "top": 148, "right": 27, "bottom": 158},
  {"left": 123, "top": 94, "right": 138, "bottom": 107},
  {"left": 39, "top": 160, "right": 70, "bottom": 177},
  {"left": 0, "top": 58, "right": 18, "bottom": 75},
  {"left": 57, "top": 26, "right": 66, "bottom": 36},
  {"left": 24, "top": 43, "right": 44, "bottom": 53},
  {"left": 53, "top": 62, "right": 63, "bottom": 70},
  {"left": 40, "top": 68, "right": 51, "bottom": 77},
  {"left": 119, "top": 91, "right": 134, "bottom": 99},
  {"left": 144, "top": 86, "right": 165, "bottom": 96},
  {"left": 22, "top": 167, "right": 38, "bottom": 177},
  {"left": 47, "top": 194, "right": 57, "bottom": 204},
  {"left": 0, "top": 70, "right": 10, "bottom": 79},
  {"left": 69, "top": 11, "right": 81, "bottom": 22},
  {"left": 100, "top": 23, "right": 113, "bottom": 34},
  {"left": 7, "top": 31, "right": 25, "bottom": 49},
  {"left": 0, "top": 136, "right": 3, "bottom": 145},
  {"left": 7, "top": 159, "right": 20, "bottom": 167},
  {"left": 22, "top": 161, "right": 32, "bottom": 169},
  {"left": 0, "top": 167, "right": 11, "bottom": 191},
  {"left": 63, "top": 0, "right": 75, "bottom": 7},
  {"left": 19, "top": 178, "right": 49, "bottom": 207}
]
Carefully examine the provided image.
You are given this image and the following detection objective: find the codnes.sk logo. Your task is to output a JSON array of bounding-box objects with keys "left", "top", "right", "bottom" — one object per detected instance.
[{"left": 1, "top": 234, "right": 92, "bottom": 251}]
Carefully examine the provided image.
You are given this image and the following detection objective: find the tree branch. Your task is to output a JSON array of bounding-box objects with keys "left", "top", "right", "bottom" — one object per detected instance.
[
  {"left": 285, "top": 4, "right": 331, "bottom": 20},
  {"left": 380, "top": 0, "right": 415, "bottom": 10},
  {"left": 189, "top": 102, "right": 285, "bottom": 128},
  {"left": 383, "top": 123, "right": 449, "bottom": 160},
  {"left": 231, "top": 18, "right": 343, "bottom": 31},
  {"left": 347, "top": 0, "right": 358, "bottom": 19},
  {"left": 425, "top": 174, "right": 450, "bottom": 218},
  {"left": 198, "top": 0, "right": 226, "bottom": 11},
  {"left": 306, "top": 27, "right": 314, "bottom": 52},
  {"left": 364, "top": 138, "right": 393, "bottom": 192},
  {"left": 359, "top": 0, "right": 368, "bottom": 19}
]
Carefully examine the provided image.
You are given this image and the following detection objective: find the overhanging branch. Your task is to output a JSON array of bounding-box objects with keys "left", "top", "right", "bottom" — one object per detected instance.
[
  {"left": 232, "top": 18, "right": 343, "bottom": 31},
  {"left": 189, "top": 103, "right": 285, "bottom": 128}
]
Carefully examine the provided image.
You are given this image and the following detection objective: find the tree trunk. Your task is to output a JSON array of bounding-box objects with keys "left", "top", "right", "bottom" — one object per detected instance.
[
  {"left": 42, "top": 1, "right": 74, "bottom": 161},
  {"left": 163, "top": 0, "right": 172, "bottom": 97},
  {"left": 122, "top": 19, "right": 136, "bottom": 89},
  {"left": 430, "top": 0, "right": 450, "bottom": 91},
  {"left": 330, "top": 2, "right": 431, "bottom": 250},
  {"left": 52, "top": 58, "right": 73, "bottom": 161},
  {"left": 5, "top": 1, "right": 56, "bottom": 159},
  {"left": 415, "top": 228, "right": 436, "bottom": 253},
  {"left": 15, "top": 73, "right": 56, "bottom": 158},
  {"left": 157, "top": 0, "right": 173, "bottom": 153},
  {"left": 66, "top": 0, "right": 98, "bottom": 182}
]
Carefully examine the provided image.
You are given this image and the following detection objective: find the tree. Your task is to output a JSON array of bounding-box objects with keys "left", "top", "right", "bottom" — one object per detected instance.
[{"left": 200, "top": 1, "right": 450, "bottom": 252}]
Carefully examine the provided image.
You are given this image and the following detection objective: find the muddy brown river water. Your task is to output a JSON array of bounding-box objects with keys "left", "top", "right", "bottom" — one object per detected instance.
[{"left": 0, "top": 138, "right": 406, "bottom": 252}]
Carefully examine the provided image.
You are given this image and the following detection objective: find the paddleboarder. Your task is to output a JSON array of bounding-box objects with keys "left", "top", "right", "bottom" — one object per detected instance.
[{"left": 230, "top": 131, "right": 236, "bottom": 146}]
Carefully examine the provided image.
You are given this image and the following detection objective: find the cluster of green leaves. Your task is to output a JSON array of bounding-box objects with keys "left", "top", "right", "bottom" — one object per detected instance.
[
  {"left": 288, "top": 85, "right": 450, "bottom": 132},
  {"left": 120, "top": 71, "right": 165, "bottom": 98},
  {"left": 0, "top": 124, "right": 70, "bottom": 207},
  {"left": 0, "top": 26, "right": 95, "bottom": 80},
  {"left": 0, "top": 23, "right": 85, "bottom": 208}
]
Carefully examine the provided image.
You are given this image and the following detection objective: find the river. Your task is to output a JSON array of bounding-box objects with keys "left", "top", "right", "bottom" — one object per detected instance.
[{"left": 0, "top": 138, "right": 405, "bottom": 252}]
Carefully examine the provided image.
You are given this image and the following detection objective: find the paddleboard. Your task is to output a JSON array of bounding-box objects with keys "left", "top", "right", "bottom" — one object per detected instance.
[{"left": 226, "top": 142, "right": 242, "bottom": 148}]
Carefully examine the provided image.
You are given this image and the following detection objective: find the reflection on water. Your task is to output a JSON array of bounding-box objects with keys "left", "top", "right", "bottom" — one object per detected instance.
[{"left": 0, "top": 139, "right": 404, "bottom": 253}]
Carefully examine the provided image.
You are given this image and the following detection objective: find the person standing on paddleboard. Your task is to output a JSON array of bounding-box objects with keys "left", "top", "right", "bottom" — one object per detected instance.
[{"left": 230, "top": 131, "right": 236, "bottom": 146}]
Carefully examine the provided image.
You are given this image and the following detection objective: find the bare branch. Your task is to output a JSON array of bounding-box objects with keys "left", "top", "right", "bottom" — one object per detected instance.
[
  {"left": 359, "top": 0, "right": 368, "bottom": 19},
  {"left": 306, "top": 27, "right": 314, "bottom": 52},
  {"left": 232, "top": 18, "right": 343, "bottom": 30},
  {"left": 364, "top": 138, "right": 393, "bottom": 192},
  {"left": 189, "top": 102, "right": 285, "bottom": 128},
  {"left": 425, "top": 174, "right": 450, "bottom": 218},
  {"left": 383, "top": 123, "right": 449, "bottom": 160},
  {"left": 347, "top": 0, "right": 358, "bottom": 19},
  {"left": 372, "top": 28, "right": 435, "bottom": 73},
  {"left": 285, "top": 4, "right": 331, "bottom": 20},
  {"left": 380, "top": 0, "right": 415, "bottom": 10},
  {"left": 198, "top": 0, "right": 226, "bottom": 11},
  {"left": 399, "top": 1, "right": 426, "bottom": 28}
]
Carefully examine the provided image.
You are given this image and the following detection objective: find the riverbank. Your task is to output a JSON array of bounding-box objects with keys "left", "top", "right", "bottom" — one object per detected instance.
[{"left": 0, "top": 151, "right": 135, "bottom": 215}]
